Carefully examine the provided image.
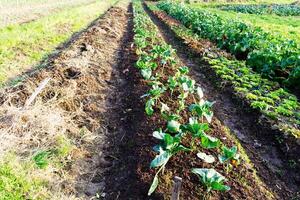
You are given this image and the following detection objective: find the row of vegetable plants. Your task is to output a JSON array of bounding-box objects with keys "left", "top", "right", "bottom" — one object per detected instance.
[
  {"left": 146, "top": 3, "right": 300, "bottom": 139},
  {"left": 132, "top": 0, "right": 240, "bottom": 197},
  {"left": 156, "top": 1, "right": 300, "bottom": 88},
  {"left": 219, "top": 4, "right": 300, "bottom": 16}
]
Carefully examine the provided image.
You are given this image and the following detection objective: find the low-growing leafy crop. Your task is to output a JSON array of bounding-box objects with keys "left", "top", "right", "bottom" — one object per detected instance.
[
  {"left": 192, "top": 168, "right": 230, "bottom": 199},
  {"left": 157, "top": 1, "right": 300, "bottom": 87},
  {"left": 133, "top": 1, "right": 238, "bottom": 197},
  {"left": 219, "top": 4, "right": 300, "bottom": 16}
]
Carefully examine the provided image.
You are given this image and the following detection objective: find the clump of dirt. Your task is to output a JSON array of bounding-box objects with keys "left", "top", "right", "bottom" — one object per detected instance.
[{"left": 0, "top": 4, "right": 132, "bottom": 199}]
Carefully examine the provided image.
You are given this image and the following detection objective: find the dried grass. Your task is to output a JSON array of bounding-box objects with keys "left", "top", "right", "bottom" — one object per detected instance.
[{"left": 0, "top": 4, "right": 128, "bottom": 198}]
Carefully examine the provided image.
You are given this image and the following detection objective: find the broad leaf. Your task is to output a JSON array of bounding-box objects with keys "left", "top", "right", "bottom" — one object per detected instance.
[
  {"left": 150, "top": 151, "right": 171, "bottom": 168},
  {"left": 153, "top": 129, "right": 165, "bottom": 140},
  {"left": 141, "top": 68, "right": 152, "bottom": 80},
  {"left": 167, "top": 120, "right": 181, "bottom": 133},
  {"left": 192, "top": 168, "right": 230, "bottom": 192},
  {"left": 218, "top": 146, "right": 239, "bottom": 163},
  {"left": 197, "top": 152, "right": 215, "bottom": 163},
  {"left": 201, "top": 133, "right": 220, "bottom": 149}
]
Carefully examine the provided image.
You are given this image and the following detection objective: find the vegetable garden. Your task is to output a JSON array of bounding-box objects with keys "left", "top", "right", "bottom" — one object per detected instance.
[{"left": 0, "top": 0, "right": 299, "bottom": 199}]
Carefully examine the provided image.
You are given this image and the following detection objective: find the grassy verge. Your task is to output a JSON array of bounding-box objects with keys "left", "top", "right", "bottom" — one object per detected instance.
[
  {"left": 0, "top": 136, "right": 73, "bottom": 200},
  {"left": 0, "top": 0, "right": 117, "bottom": 86}
]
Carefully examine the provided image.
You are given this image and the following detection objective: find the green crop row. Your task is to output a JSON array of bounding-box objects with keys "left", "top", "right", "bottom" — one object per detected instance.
[
  {"left": 133, "top": 0, "right": 240, "bottom": 197},
  {"left": 157, "top": 1, "right": 300, "bottom": 88},
  {"left": 219, "top": 4, "right": 300, "bottom": 16},
  {"left": 150, "top": 3, "right": 300, "bottom": 138}
]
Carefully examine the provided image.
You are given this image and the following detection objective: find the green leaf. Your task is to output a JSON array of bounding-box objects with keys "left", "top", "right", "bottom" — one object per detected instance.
[
  {"left": 174, "top": 144, "right": 191, "bottom": 153},
  {"left": 218, "top": 146, "right": 239, "bottom": 163},
  {"left": 145, "top": 99, "right": 155, "bottom": 116},
  {"left": 211, "top": 182, "right": 231, "bottom": 191},
  {"left": 148, "top": 175, "right": 159, "bottom": 196},
  {"left": 179, "top": 66, "right": 189, "bottom": 74},
  {"left": 192, "top": 168, "right": 230, "bottom": 192},
  {"left": 167, "top": 120, "right": 181, "bottom": 133},
  {"left": 197, "top": 152, "right": 215, "bottom": 163},
  {"left": 33, "top": 151, "right": 51, "bottom": 169},
  {"left": 201, "top": 133, "right": 220, "bottom": 149},
  {"left": 153, "top": 129, "right": 165, "bottom": 140},
  {"left": 141, "top": 68, "right": 152, "bottom": 80},
  {"left": 150, "top": 151, "right": 171, "bottom": 168},
  {"left": 196, "top": 87, "right": 204, "bottom": 99}
]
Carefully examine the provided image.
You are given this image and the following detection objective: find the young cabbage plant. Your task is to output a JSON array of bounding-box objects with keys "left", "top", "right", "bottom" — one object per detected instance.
[
  {"left": 201, "top": 133, "right": 221, "bottom": 149},
  {"left": 189, "top": 100, "right": 214, "bottom": 123},
  {"left": 136, "top": 56, "right": 158, "bottom": 80},
  {"left": 218, "top": 145, "right": 240, "bottom": 173},
  {"left": 151, "top": 44, "right": 176, "bottom": 66},
  {"left": 192, "top": 168, "right": 230, "bottom": 199},
  {"left": 218, "top": 146, "right": 240, "bottom": 164},
  {"left": 178, "top": 75, "right": 196, "bottom": 93},
  {"left": 149, "top": 130, "right": 190, "bottom": 196},
  {"left": 181, "top": 117, "right": 209, "bottom": 149},
  {"left": 178, "top": 66, "right": 189, "bottom": 75},
  {"left": 177, "top": 92, "right": 188, "bottom": 113},
  {"left": 167, "top": 76, "right": 178, "bottom": 94},
  {"left": 141, "top": 83, "right": 166, "bottom": 106},
  {"left": 184, "top": 117, "right": 209, "bottom": 138}
]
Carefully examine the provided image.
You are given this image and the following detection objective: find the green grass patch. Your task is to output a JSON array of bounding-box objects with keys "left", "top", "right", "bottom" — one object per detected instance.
[
  {"left": 0, "top": 155, "right": 49, "bottom": 200},
  {"left": 0, "top": 134, "right": 75, "bottom": 199}
]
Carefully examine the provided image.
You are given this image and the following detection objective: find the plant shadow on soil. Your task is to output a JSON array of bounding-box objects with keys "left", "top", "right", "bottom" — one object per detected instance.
[{"left": 143, "top": 2, "right": 300, "bottom": 199}]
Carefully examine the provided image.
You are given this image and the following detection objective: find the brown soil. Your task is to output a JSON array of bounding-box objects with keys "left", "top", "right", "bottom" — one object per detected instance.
[{"left": 143, "top": 2, "right": 300, "bottom": 200}]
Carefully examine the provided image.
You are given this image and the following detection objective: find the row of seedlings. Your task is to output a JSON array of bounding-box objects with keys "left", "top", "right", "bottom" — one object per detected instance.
[{"left": 132, "top": 0, "right": 240, "bottom": 198}]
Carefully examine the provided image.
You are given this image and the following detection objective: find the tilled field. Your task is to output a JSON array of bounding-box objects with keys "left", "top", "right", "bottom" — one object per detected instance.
[{"left": 0, "top": 0, "right": 299, "bottom": 200}]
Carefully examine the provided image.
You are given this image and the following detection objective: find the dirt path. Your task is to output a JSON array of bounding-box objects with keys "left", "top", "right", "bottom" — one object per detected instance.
[
  {"left": 0, "top": 2, "right": 142, "bottom": 199},
  {"left": 143, "top": 3, "right": 299, "bottom": 199}
]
